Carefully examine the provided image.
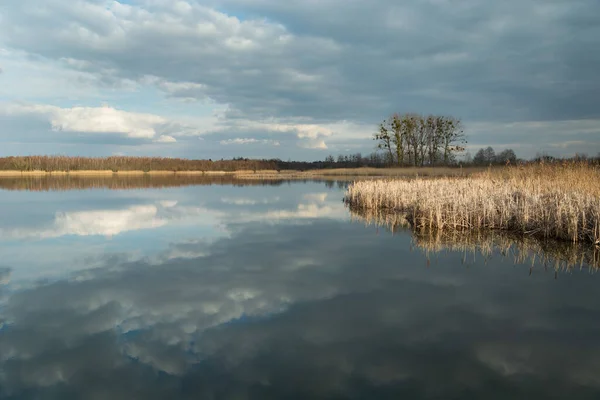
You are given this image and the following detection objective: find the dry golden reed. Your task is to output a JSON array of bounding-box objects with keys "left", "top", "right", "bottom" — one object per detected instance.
[
  {"left": 345, "top": 162, "right": 600, "bottom": 244},
  {"left": 0, "top": 155, "right": 277, "bottom": 172}
]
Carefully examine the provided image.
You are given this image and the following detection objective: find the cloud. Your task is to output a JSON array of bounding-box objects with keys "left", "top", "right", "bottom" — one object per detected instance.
[
  {"left": 298, "top": 138, "right": 328, "bottom": 150},
  {"left": 467, "top": 119, "right": 600, "bottom": 157},
  {"left": 0, "top": 102, "right": 225, "bottom": 148},
  {"left": 0, "top": 0, "right": 598, "bottom": 157},
  {"left": 2, "top": 0, "right": 599, "bottom": 124},
  {"left": 49, "top": 107, "right": 164, "bottom": 139},
  {"left": 219, "top": 138, "right": 280, "bottom": 146},
  {"left": 0, "top": 267, "right": 10, "bottom": 285},
  {"left": 3, "top": 104, "right": 165, "bottom": 139},
  {"left": 154, "top": 134, "right": 177, "bottom": 143}
]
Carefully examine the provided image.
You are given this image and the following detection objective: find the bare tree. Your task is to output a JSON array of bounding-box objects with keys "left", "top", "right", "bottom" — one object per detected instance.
[
  {"left": 425, "top": 115, "right": 442, "bottom": 166},
  {"left": 374, "top": 113, "right": 467, "bottom": 166},
  {"left": 390, "top": 114, "right": 405, "bottom": 166},
  {"left": 373, "top": 119, "right": 394, "bottom": 164},
  {"left": 473, "top": 148, "right": 486, "bottom": 165},
  {"left": 441, "top": 117, "right": 466, "bottom": 165},
  {"left": 496, "top": 149, "right": 517, "bottom": 164}
]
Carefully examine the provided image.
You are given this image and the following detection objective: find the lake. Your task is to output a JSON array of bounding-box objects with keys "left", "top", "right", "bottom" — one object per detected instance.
[{"left": 1, "top": 177, "right": 599, "bottom": 399}]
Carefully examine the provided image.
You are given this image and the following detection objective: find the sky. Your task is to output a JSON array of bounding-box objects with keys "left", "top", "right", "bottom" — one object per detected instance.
[{"left": 0, "top": 0, "right": 599, "bottom": 161}]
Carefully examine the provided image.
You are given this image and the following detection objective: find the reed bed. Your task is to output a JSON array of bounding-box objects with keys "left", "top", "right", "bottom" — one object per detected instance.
[
  {"left": 0, "top": 156, "right": 278, "bottom": 172},
  {"left": 311, "top": 166, "right": 484, "bottom": 177},
  {"left": 345, "top": 162, "right": 600, "bottom": 244},
  {"left": 235, "top": 167, "right": 485, "bottom": 180},
  {"left": 350, "top": 208, "right": 600, "bottom": 271}
]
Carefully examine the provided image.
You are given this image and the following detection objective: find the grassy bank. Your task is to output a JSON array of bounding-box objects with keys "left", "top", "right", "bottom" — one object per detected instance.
[
  {"left": 345, "top": 162, "right": 600, "bottom": 244},
  {"left": 0, "top": 156, "right": 485, "bottom": 177}
]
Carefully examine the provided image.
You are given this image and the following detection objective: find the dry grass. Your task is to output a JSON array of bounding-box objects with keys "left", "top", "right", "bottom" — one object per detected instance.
[
  {"left": 345, "top": 162, "right": 600, "bottom": 244},
  {"left": 0, "top": 156, "right": 279, "bottom": 172},
  {"left": 350, "top": 208, "right": 600, "bottom": 271},
  {"left": 235, "top": 166, "right": 486, "bottom": 180},
  {"left": 309, "top": 166, "right": 484, "bottom": 177}
]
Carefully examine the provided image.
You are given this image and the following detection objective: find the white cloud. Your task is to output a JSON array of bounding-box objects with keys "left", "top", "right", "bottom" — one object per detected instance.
[
  {"left": 298, "top": 138, "right": 328, "bottom": 150},
  {"left": 219, "top": 138, "right": 280, "bottom": 146},
  {"left": 294, "top": 125, "right": 334, "bottom": 139},
  {"left": 216, "top": 120, "right": 337, "bottom": 149},
  {"left": 154, "top": 134, "right": 177, "bottom": 143},
  {"left": 3, "top": 104, "right": 166, "bottom": 139},
  {"left": 0, "top": 102, "right": 227, "bottom": 146},
  {"left": 50, "top": 107, "right": 165, "bottom": 139},
  {"left": 220, "top": 138, "right": 259, "bottom": 145}
]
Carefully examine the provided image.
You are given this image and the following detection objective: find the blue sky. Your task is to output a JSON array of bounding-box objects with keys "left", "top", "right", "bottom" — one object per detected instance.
[{"left": 0, "top": 0, "right": 599, "bottom": 160}]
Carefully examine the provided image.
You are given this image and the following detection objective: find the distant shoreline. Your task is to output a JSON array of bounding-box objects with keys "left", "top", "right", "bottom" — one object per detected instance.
[
  {"left": 0, "top": 170, "right": 239, "bottom": 177},
  {"left": 0, "top": 167, "right": 483, "bottom": 179}
]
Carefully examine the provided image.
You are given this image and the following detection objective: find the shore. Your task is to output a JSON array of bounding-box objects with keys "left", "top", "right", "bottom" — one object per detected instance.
[
  {"left": 0, "top": 167, "right": 485, "bottom": 179},
  {"left": 0, "top": 170, "right": 247, "bottom": 176}
]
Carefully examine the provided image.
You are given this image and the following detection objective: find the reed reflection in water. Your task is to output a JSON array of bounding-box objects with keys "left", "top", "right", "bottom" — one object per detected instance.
[
  {"left": 0, "top": 175, "right": 307, "bottom": 191},
  {"left": 350, "top": 207, "right": 600, "bottom": 273}
]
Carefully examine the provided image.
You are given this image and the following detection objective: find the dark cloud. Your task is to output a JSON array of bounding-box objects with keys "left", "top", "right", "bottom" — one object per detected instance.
[
  {"left": 1, "top": 0, "right": 599, "bottom": 125},
  {"left": 0, "top": 0, "right": 599, "bottom": 157}
]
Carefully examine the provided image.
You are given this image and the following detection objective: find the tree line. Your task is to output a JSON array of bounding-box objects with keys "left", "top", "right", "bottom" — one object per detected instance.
[
  {"left": 373, "top": 113, "right": 466, "bottom": 166},
  {"left": 0, "top": 156, "right": 280, "bottom": 172},
  {"left": 0, "top": 151, "right": 596, "bottom": 173},
  {"left": 469, "top": 147, "right": 517, "bottom": 165}
]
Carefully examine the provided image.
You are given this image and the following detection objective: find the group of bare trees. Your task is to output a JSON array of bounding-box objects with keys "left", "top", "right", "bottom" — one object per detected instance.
[{"left": 373, "top": 113, "right": 466, "bottom": 166}]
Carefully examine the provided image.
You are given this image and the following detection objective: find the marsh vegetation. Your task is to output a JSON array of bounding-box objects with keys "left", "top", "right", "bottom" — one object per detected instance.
[
  {"left": 346, "top": 162, "right": 600, "bottom": 244},
  {"left": 0, "top": 155, "right": 278, "bottom": 172}
]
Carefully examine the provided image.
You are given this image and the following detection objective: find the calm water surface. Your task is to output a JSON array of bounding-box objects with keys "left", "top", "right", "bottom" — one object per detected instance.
[{"left": 0, "top": 178, "right": 599, "bottom": 399}]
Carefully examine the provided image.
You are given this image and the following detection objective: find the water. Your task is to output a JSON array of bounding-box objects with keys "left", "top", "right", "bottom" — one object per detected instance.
[{"left": 1, "top": 178, "right": 599, "bottom": 399}]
